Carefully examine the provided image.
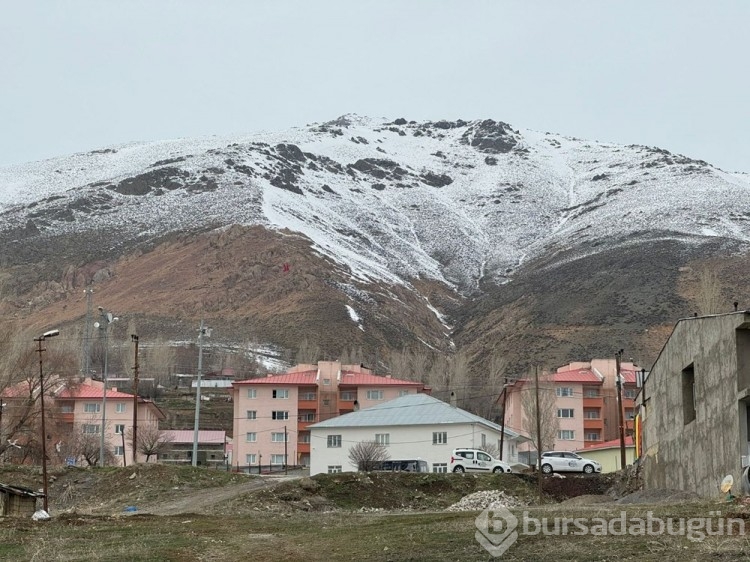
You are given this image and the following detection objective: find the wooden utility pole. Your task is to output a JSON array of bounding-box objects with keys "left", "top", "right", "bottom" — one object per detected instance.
[
  {"left": 615, "top": 350, "right": 627, "bottom": 469},
  {"left": 284, "top": 425, "right": 288, "bottom": 475},
  {"left": 534, "top": 366, "right": 543, "bottom": 504},
  {"left": 131, "top": 335, "right": 139, "bottom": 463},
  {"left": 499, "top": 378, "right": 508, "bottom": 461}
]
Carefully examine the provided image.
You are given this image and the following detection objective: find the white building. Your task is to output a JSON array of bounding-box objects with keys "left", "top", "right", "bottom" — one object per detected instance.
[{"left": 308, "top": 393, "right": 527, "bottom": 475}]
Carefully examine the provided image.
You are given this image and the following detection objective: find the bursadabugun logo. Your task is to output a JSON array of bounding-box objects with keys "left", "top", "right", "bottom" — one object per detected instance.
[{"left": 475, "top": 504, "right": 519, "bottom": 557}]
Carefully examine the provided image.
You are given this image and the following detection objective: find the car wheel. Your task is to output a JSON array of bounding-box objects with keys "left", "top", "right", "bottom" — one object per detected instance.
[
  {"left": 453, "top": 465, "right": 465, "bottom": 473},
  {"left": 583, "top": 464, "right": 594, "bottom": 474},
  {"left": 492, "top": 466, "right": 503, "bottom": 473},
  {"left": 541, "top": 463, "right": 553, "bottom": 474}
]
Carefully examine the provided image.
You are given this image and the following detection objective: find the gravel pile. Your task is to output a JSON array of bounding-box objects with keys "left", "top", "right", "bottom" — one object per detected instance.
[{"left": 446, "top": 490, "right": 526, "bottom": 512}]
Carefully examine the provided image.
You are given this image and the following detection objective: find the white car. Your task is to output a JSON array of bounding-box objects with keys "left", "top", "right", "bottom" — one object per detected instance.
[
  {"left": 540, "top": 451, "right": 602, "bottom": 474},
  {"left": 449, "top": 448, "right": 512, "bottom": 473}
]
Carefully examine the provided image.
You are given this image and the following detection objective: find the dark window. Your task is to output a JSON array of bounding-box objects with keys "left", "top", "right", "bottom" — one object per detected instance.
[{"left": 682, "top": 363, "right": 696, "bottom": 424}]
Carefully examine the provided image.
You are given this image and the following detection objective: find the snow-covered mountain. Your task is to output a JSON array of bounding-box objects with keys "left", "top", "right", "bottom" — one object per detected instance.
[{"left": 3, "top": 115, "right": 748, "bottom": 294}]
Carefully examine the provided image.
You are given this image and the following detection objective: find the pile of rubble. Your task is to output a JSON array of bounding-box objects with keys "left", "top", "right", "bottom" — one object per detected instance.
[{"left": 446, "top": 490, "right": 526, "bottom": 512}]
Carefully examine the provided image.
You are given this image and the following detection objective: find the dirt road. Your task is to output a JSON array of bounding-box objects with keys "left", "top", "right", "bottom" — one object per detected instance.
[{"left": 136, "top": 475, "right": 300, "bottom": 516}]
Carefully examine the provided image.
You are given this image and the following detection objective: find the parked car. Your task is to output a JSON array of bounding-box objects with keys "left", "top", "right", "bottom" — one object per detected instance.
[
  {"left": 449, "top": 448, "right": 512, "bottom": 473},
  {"left": 375, "top": 459, "right": 430, "bottom": 473},
  {"left": 540, "top": 451, "right": 602, "bottom": 474}
]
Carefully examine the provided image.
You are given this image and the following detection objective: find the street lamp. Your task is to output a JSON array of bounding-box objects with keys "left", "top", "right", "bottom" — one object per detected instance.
[
  {"left": 192, "top": 321, "right": 211, "bottom": 467},
  {"left": 94, "top": 308, "right": 117, "bottom": 467},
  {"left": 34, "top": 329, "right": 59, "bottom": 513}
]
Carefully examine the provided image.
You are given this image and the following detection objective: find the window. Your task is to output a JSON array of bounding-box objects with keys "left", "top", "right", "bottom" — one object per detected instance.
[
  {"left": 272, "top": 411, "right": 289, "bottom": 420},
  {"left": 323, "top": 378, "right": 331, "bottom": 385},
  {"left": 246, "top": 454, "right": 257, "bottom": 465},
  {"left": 270, "top": 454, "right": 285, "bottom": 465},
  {"left": 300, "top": 392, "right": 316, "bottom": 400},
  {"left": 584, "top": 409, "right": 600, "bottom": 419},
  {"left": 399, "top": 390, "right": 410, "bottom": 397},
  {"left": 115, "top": 424, "right": 125, "bottom": 435},
  {"left": 299, "top": 413, "right": 316, "bottom": 422},
  {"left": 477, "top": 452, "right": 491, "bottom": 462},
  {"left": 115, "top": 403, "right": 126, "bottom": 413},
  {"left": 481, "top": 433, "right": 486, "bottom": 447},
  {"left": 299, "top": 433, "right": 311, "bottom": 443},
  {"left": 246, "top": 432, "right": 257, "bottom": 442},
  {"left": 557, "top": 430, "right": 575, "bottom": 440},
  {"left": 366, "top": 390, "right": 384, "bottom": 400},
  {"left": 328, "top": 465, "right": 342, "bottom": 474},
  {"left": 584, "top": 388, "right": 600, "bottom": 398},
  {"left": 114, "top": 446, "right": 124, "bottom": 456},
  {"left": 327, "top": 435, "right": 342, "bottom": 448},
  {"left": 340, "top": 391, "right": 356, "bottom": 401},
  {"left": 557, "top": 408, "right": 574, "bottom": 418},
  {"left": 585, "top": 432, "right": 600, "bottom": 441},
  {"left": 433, "top": 431, "right": 448, "bottom": 445},
  {"left": 271, "top": 432, "right": 288, "bottom": 442},
  {"left": 556, "top": 387, "right": 574, "bottom": 397},
  {"left": 84, "top": 403, "right": 100, "bottom": 413},
  {"left": 624, "top": 389, "right": 637, "bottom": 399},
  {"left": 375, "top": 433, "right": 390, "bottom": 446},
  {"left": 432, "top": 463, "right": 448, "bottom": 473},
  {"left": 59, "top": 404, "right": 74, "bottom": 413},
  {"left": 625, "top": 408, "right": 635, "bottom": 420},
  {"left": 682, "top": 363, "right": 696, "bottom": 424},
  {"left": 322, "top": 399, "right": 330, "bottom": 406},
  {"left": 246, "top": 410, "right": 257, "bottom": 420},
  {"left": 82, "top": 424, "right": 100, "bottom": 434},
  {"left": 272, "top": 389, "right": 289, "bottom": 399},
  {"left": 247, "top": 388, "right": 257, "bottom": 399}
]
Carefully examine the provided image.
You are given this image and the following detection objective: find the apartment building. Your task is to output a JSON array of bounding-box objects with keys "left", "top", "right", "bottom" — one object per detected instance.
[
  {"left": 232, "top": 361, "right": 426, "bottom": 468},
  {"left": 1, "top": 377, "right": 164, "bottom": 467},
  {"left": 503, "top": 359, "right": 639, "bottom": 454}
]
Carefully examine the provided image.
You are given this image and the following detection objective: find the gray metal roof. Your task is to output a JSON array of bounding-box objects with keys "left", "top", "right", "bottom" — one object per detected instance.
[{"left": 308, "top": 393, "right": 521, "bottom": 438}]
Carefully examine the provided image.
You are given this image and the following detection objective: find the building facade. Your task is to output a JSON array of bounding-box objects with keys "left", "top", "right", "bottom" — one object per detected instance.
[
  {"left": 232, "top": 361, "right": 426, "bottom": 468},
  {"left": 159, "top": 430, "right": 228, "bottom": 467},
  {"left": 639, "top": 311, "right": 750, "bottom": 497},
  {"left": 504, "top": 359, "right": 639, "bottom": 455},
  {"left": 309, "top": 393, "right": 526, "bottom": 475}
]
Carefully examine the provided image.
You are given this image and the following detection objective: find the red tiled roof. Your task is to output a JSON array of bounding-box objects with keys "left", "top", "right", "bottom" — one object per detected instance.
[
  {"left": 233, "top": 370, "right": 422, "bottom": 387},
  {"left": 339, "top": 372, "right": 422, "bottom": 387},
  {"left": 552, "top": 369, "right": 602, "bottom": 383},
  {"left": 163, "top": 430, "right": 226, "bottom": 445},
  {"left": 234, "top": 371, "right": 318, "bottom": 385},
  {"left": 580, "top": 436, "right": 634, "bottom": 451},
  {"left": 620, "top": 370, "right": 638, "bottom": 384},
  {"left": 57, "top": 385, "right": 137, "bottom": 400}
]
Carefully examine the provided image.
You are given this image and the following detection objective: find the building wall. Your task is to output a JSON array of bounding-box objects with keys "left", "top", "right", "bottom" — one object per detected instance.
[
  {"left": 577, "top": 446, "right": 635, "bottom": 473},
  {"left": 641, "top": 313, "right": 749, "bottom": 497},
  {"left": 309, "top": 423, "right": 515, "bottom": 476}
]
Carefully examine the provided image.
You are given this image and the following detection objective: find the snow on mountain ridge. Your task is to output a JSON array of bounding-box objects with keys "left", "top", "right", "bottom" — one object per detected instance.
[{"left": 1, "top": 116, "right": 749, "bottom": 292}]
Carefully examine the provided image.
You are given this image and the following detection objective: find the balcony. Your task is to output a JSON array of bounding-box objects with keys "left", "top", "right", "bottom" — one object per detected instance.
[
  {"left": 57, "top": 412, "right": 75, "bottom": 423},
  {"left": 297, "top": 442, "right": 310, "bottom": 454},
  {"left": 583, "top": 397, "right": 603, "bottom": 408},
  {"left": 583, "top": 417, "right": 604, "bottom": 430},
  {"left": 298, "top": 420, "right": 313, "bottom": 432},
  {"left": 298, "top": 398, "right": 317, "bottom": 410}
]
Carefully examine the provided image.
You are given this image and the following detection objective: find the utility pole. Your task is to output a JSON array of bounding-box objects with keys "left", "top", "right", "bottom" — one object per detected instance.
[
  {"left": 35, "top": 329, "right": 59, "bottom": 513},
  {"left": 615, "top": 349, "right": 627, "bottom": 470},
  {"left": 192, "top": 320, "right": 210, "bottom": 467},
  {"left": 534, "top": 366, "right": 542, "bottom": 504},
  {"left": 96, "top": 308, "right": 116, "bottom": 467},
  {"left": 284, "top": 425, "right": 288, "bottom": 475},
  {"left": 131, "top": 334, "right": 139, "bottom": 464},
  {"left": 81, "top": 287, "right": 93, "bottom": 378},
  {"left": 499, "top": 378, "right": 508, "bottom": 461}
]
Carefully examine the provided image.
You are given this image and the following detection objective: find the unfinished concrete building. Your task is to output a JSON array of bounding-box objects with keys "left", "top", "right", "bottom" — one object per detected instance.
[{"left": 639, "top": 311, "right": 750, "bottom": 497}]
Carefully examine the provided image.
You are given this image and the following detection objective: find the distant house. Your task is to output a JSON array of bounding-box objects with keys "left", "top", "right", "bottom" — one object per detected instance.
[
  {"left": 308, "top": 393, "right": 527, "bottom": 476},
  {"left": 232, "top": 361, "right": 427, "bottom": 468},
  {"left": 639, "top": 311, "right": 750, "bottom": 497},
  {"left": 574, "top": 437, "right": 635, "bottom": 473},
  {"left": 159, "top": 430, "right": 227, "bottom": 467},
  {"left": 0, "top": 483, "right": 43, "bottom": 517}
]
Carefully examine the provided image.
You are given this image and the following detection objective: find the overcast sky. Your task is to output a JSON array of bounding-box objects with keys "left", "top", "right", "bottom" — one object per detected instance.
[{"left": 2, "top": 1, "right": 747, "bottom": 171}]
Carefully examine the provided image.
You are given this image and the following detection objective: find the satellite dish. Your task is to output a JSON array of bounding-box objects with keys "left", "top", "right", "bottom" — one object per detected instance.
[
  {"left": 93, "top": 322, "right": 100, "bottom": 328},
  {"left": 720, "top": 474, "right": 734, "bottom": 494}
]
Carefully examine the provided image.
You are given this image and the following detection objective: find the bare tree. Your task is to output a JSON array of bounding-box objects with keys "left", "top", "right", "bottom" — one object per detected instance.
[
  {"left": 128, "top": 425, "right": 173, "bottom": 462},
  {"left": 295, "top": 338, "right": 321, "bottom": 364},
  {"left": 60, "top": 419, "right": 116, "bottom": 467},
  {"left": 478, "top": 443, "right": 500, "bottom": 459},
  {"left": 348, "top": 440, "right": 390, "bottom": 471},
  {"left": 696, "top": 266, "right": 723, "bottom": 315},
  {"left": 520, "top": 371, "right": 558, "bottom": 454}
]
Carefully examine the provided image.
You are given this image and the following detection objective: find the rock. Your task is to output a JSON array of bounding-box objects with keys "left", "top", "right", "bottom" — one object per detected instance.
[
  {"left": 446, "top": 490, "right": 526, "bottom": 512},
  {"left": 299, "top": 478, "right": 320, "bottom": 492}
]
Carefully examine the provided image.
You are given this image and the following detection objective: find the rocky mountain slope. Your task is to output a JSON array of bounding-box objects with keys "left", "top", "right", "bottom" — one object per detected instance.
[{"left": 1, "top": 115, "right": 749, "bottom": 374}]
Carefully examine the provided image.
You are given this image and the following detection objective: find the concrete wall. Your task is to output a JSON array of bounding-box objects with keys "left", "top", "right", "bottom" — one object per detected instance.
[
  {"left": 577, "top": 446, "right": 635, "bottom": 473},
  {"left": 641, "top": 312, "right": 750, "bottom": 497}
]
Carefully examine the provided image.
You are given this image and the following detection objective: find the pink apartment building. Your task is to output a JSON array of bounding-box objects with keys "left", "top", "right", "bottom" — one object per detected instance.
[
  {"left": 504, "top": 359, "right": 640, "bottom": 455},
  {"left": 1, "top": 377, "right": 164, "bottom": 467},
  {"left": 232, "top": 361, "right": 427, "bottom": 468}
]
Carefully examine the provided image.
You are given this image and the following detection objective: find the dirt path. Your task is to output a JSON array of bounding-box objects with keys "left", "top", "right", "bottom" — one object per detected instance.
[{"left": 136, "top": 475, "right": 300, "bottom": 516}]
